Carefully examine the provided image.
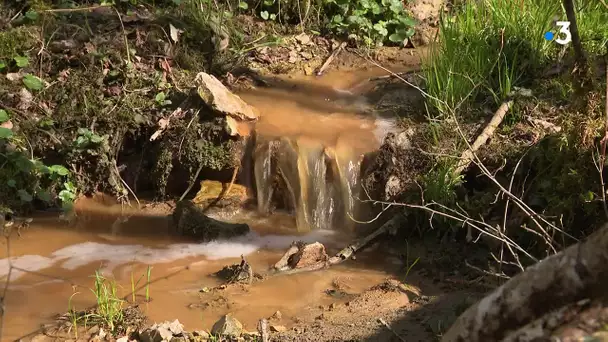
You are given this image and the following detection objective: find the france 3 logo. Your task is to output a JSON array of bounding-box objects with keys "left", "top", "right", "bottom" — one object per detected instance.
[{"left": 544, "top": 21, "right": 572, "bottom": 45}]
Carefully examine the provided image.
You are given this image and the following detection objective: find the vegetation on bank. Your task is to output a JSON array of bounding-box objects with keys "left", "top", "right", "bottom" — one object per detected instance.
[{"left": 408, "top": 0, "right": 608, "bottom": 273}]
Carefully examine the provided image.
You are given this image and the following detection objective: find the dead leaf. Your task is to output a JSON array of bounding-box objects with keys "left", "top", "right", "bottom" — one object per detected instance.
[
  {"left": 6, "top": 73, "right": 22, "bottom": 82},
  {"left": 17, "top": 88, "right": 33, "bottom": 111},
  {"left": 84, "top": 42, "right": 96, "bottom": 54},
  {"left": 150, "top": 118, "right": 170, "bottom": 141},
  {"left": 170, "top": 24, "right": 182, "bottom": 43},
  {"left": 58, "top": 69, "right": 70, "bottom": 82},
  {"left": 1, "top": 120, "right": 13, "bottom": 130},
  {"left": 149, "top": 108, "right": 184, "bottom": 141}
]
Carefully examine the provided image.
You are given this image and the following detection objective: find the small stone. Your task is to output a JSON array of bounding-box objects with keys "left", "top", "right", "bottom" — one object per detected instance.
[
  {"left": 139, "top": 328, "right": 163, "bottom": 342},
  {"left": 211, "top": 314, "right": 243, "bottom": 337},
  {"left": 168, "top": 319, "right": 184, "bottom": 335},
  {"left": 303, "top": 65, "right": 314, "bottom": 76},
  {"left": 193, "top": 330, "right": 210, "bottom": 339},
  {"left": 87, "top": 326, "right": 100, "bottom": 336},
  {"left": 295, "top": 33, "right": 311, "bottom": 45},
  {"left": 157, "top": 325, "right": 173, "bottom": 341},
  {"left": 269, "top": 325, "right": 287, "bottom": 333},
  {"left": 116, "top": 337, "right": 128, "bottom": 342},
  {"left": 270, "top": 310, "right": 282, "bottom": 321}
]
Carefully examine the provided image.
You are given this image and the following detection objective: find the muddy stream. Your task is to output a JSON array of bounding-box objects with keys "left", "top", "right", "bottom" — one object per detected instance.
[{"left": 1, "top": 63, "right": 416, "bottom": 341}]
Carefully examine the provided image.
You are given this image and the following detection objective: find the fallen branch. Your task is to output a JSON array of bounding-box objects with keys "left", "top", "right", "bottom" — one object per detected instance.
[
  {"left": 442, "top": 222, "right": 608, "bottom": 342},
  {"left": 368, "top": 69, "right": 419, "bottom": 82},
  {"left": 316, "top": 42, "right": 347, "bottom": 77},
  {"left": 454, "top": 100, "right": 513, "bottom": 176}
]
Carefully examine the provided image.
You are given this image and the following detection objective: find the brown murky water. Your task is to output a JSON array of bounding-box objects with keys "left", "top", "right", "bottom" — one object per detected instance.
[
  {"left": 1, "top": 62, "right": 418, "bottom": 341},
  {"left": 2, "top": 200, "right": 395, "bottom": 341}
]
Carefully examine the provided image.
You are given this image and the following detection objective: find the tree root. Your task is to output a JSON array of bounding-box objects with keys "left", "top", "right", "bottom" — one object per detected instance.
[{"left": 441, "top": 222, "right": 608, "bottom": 342}]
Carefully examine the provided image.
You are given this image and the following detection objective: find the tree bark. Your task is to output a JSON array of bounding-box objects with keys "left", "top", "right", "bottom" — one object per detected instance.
[
  {"left": 563, "top": 0, "right": 585, "bottom": 68},
  {"left": 441, "top": 222, "right": 608, "bottom": 342}
]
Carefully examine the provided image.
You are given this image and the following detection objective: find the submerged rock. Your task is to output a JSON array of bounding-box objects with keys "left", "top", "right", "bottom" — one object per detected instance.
[
  {"left": 191, "top": 180, "right": 248, "bottom": 210},
  {"left": 211, "top": 314, "right": 244, "bottom": 337},
  {"left": 172, "top": 200, "right": 250, "bottom": 241}
]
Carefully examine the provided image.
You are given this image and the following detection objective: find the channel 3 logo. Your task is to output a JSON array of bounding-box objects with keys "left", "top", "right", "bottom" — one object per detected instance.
[{"left": 544, "top": 21, "right": 572, "bottom": 45}]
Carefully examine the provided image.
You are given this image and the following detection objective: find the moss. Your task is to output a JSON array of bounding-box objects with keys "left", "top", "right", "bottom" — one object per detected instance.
[{"left": 0, "top": 26, "right": 39, "bottom": 60}]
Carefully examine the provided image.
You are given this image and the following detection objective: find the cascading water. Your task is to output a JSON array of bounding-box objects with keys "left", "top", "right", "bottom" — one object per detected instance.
[{"left": 237, "top": 72, "right": 399, "bottom": 232}]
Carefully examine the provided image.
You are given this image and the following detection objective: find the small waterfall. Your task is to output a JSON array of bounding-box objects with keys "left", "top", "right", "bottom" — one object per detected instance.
[{"left": 251, "top": 135, "right": 364, "bottom": 232}]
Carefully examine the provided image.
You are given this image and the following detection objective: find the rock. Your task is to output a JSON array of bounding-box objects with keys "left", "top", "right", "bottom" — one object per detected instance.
[
  {"left": 30, "top": 334, "right": 54, "bottom": 342},
  {"left": 116, "top": 337, "right": 128, "bottom": 342},
  {"left": 269, "top": 325, "right": 287, "bottom": 333},
  {"left": 195, "top": 72, "right": 259, "bottom": 121},
  {"left": 225, "top": 116, "right": 252, "bottom": 137},
  {"left": 303, "top": 65, "right": 314, "bottom": 76},
  {"left": 211, "top": 314, "right": 243, "bottom": 337},
  {"left": 192, "top": 180, "right": 248, "bottom": 209},
  {"left": 167, "top": 319, "right": 184, "bottom": 335},
  {"left": 290, "top": 242, "right": 328, "bottom": 269},
  {"left": 193, "top": 330, "right": 210, "bottom": 339},
  {"left": 273, "top": 241, "right": 329, "bottom": 271},
  {"left": 270, "top": 310, "right": 282, "bottom": 321},
  {"left": 172, "top": 200, "right": 250, "bottom": 241},
  {"left": 138, "top": 328, "right": 163, "bottom": 342},
  {"left": 295, "top": 33, "right": 311, "bottom": 45}
]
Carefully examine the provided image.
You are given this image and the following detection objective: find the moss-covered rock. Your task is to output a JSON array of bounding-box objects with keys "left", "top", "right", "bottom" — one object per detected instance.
[{"left": 171, "top": 200, "right": 249, "bottom": 241}]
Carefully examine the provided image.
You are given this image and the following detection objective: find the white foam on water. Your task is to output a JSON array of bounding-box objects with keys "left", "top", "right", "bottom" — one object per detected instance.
[{"left": 0, "top": 229, "right": 339, "bottom": 280}]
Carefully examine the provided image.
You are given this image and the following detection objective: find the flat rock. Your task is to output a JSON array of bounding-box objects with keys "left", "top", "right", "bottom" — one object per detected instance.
[
  {"left": 211, "top": 314, "right": 243, "bottom": 337},
  {"left": 192, "top": 180, "right": 248, "bottom": 209},
  {"left": 195, "top": 72, "right": 259, "bottom": 121}
]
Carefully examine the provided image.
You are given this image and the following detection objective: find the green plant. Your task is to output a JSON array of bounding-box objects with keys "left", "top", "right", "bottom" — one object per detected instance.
[
  {"left": 145, "top": 265, "right": 152, "bottom": 302},
  {"left": 68, "top": 291, "right": 80, "bottom": 339},
  {"left": 423, "top": 0, "right": 560, "bottom": 116},
  {"left": 324, "top": 0, "right": 416, "bottom": 46},
  {"left": 0, "top": 109, "right": 76, "bottom": 210},
  {"left": 90, "top": 270, "right": 124, "bottom": 332}
]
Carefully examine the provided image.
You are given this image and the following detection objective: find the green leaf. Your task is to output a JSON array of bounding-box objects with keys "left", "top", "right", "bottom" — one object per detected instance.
[
  {"left": 238, "top": 1, "right": 248, "bottom": 9},
  {"left": 18, "top": 189, "right": 33, "bottom": 202},
  {"left": 59, "top": 189, "right": 76, "bottom": 202},
  {"left": 14, "top": 56, "right": 29, "bottom": 68},
  {"left": 64, "top": 181, "right": 76, "bottom": 192},
  {"left": 155, "top": 92, "right": 166, "bottom": 104},
  {"left": 37, "top": 190, "right": 51, "bottom": 202},
  {"left": 75, "top": 136, "right": 87, "bottom": 146},
  {"left": 269, "top": 13, "right": 276, "bottom": 20},
  {"left": 15, "top": 157, "right": 34, "bottom": 173},
  {"left": 25, "top": 10, "right": 39, "bottom": 20},
  {"left": 23, "top": 74, "right": 44, "bottom": 91},
  {"left": 77, "top": 127, "right": 90, "bottom": 135},
  {"left": 7, "top": 179, "right": 16, "bottom": 188},
  {"left": 373, "top": 22, "right": 388, "bottom": 36},
  {"left": 0, "top": 109, "right": 9, "bottom": 123},
  {"left": 0, "top": 61, "right": 6, "bottom": 70},
  {"left": 399, "top": 16, "right": 417, "bottom": 27},
  {"left": 0, "top": 127, "right": 13, "bottom": 139},
  {"left": 260, "top": 11, "right": 269, "bottom": 20},
  {"left": 50, "top": 165, "right": 70, "bottom": 176},
  {"left": 90, "top": 134, "right": 104, "bottom": 143}
]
